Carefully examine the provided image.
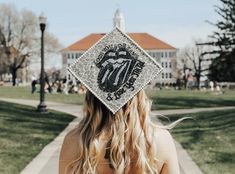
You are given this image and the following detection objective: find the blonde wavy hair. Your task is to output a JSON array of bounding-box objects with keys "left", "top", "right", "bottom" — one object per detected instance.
[{"left": 68, "top": 89, "right": 159, "bottom": 174}]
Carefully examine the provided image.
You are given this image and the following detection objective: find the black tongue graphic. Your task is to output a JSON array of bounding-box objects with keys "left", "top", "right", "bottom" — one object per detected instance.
[{"left": 97, "top": 47, "right": 136, "bottom": 93}]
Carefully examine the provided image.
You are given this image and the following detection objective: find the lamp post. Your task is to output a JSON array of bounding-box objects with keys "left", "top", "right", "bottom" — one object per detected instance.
[{"left": 37, "top": 13, "right": 47, "bottom": 113}]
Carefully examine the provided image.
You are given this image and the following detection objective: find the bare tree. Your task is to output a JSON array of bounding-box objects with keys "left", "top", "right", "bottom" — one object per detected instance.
[
  {"left": 177, "top": 50, "right": 192, "bottom": 89},
  {"left": 0, "top": 47, "right": 8, "bottom": 81},
  {"left": 178, "top": 40, "right": 213, "bottom": 89},
  {"left": 0, "top": 4, "right": 62, "bottom": 86}
]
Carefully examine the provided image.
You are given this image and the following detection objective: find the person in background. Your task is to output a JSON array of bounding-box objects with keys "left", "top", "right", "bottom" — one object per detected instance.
[{"left": 31, "top": 80, "right": 37, "bottom": 94}]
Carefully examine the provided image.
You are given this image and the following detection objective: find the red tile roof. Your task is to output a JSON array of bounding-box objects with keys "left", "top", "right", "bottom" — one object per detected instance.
[{"left": 63, "top": 32, "right": 176, "bottom": 51}]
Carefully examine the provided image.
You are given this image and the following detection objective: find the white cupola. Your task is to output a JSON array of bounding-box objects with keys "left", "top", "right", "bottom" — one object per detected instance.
[{"left": 113, "top": 9, "right": 125, "bottom": 31}]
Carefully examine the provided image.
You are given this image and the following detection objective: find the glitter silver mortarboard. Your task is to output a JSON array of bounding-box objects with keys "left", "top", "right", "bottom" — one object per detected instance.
[{"left": 68, "top": 27, "right": 163, "bottom": 114}]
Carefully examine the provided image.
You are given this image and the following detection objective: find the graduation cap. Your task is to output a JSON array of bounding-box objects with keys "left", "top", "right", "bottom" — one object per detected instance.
[{"left": 68, "top": 28, "right": 163, "bottom": 114}]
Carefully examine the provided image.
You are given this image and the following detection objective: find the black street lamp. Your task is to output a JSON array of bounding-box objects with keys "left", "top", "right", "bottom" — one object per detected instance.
[{"left": 37, "top": 13, "right": 47, "bottom": 113}]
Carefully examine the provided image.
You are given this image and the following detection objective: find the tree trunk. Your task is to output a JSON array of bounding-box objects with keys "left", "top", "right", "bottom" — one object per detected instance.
[
  {"left": 11, "top": 68, "right": 17, "bottom": 86},
  {"left": 183, "top": 65, "right": 187, "bottom": 89},
  {"left": 196, "top": 75, "right": 200, "bottom": 90},
  {"left": 184, "top": 79, "right": 188, "bottom": 89},
  {"left": 197, "top": 58, "right": 202, "bottom": 90}
]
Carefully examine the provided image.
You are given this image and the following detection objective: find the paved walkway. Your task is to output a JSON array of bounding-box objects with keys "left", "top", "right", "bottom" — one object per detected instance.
[
  {"left": 1, "top": 97, "right": 234, "bottom": 174},
  {"left": 151, "top": 106, "right": 235, "bottom": 116}
]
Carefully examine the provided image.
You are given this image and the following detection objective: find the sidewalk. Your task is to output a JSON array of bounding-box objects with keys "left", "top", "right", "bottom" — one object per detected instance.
[
  {"left": 151, "top": 106, "right": 235, "bottom": 116},
  {"left": 2, "top": 98, "right": 233, "bottom": 174}
]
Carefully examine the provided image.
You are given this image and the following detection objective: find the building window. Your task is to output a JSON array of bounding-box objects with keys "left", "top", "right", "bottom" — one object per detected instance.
[
  {"left": 165, "top": 73, "right": 168, "bottom": 79},
  {"left": 165, "top": 52, "right": 168, "bottom": 58},
  {"left": 162, "top": 62, "right": 164, "bottom": 68},
  {"left": 68, "top": 74, "right": 71, "bottom": 80},
  {"left": 156, "top": 52, "right": 160, "bottom": 58},
  {"left": 67, "top": 53, "right": 70, "bottom": 58},
  {"left": 165, "top": 62, "right": 168, "bottom": 68},
  {"left": 62, "top": 57, "right": 67, "bottom": 64},
  {"left": 76, "top": 53, "right": 79, "bottom": 58},
  {"left": 169, "top": 62, "right": 172, "bottom": 68},
  {"left": 72, "top": 53, "right": 74, "bottom": 59},
  {"left": 161, "top": 52, "right": 164, "bottom": 57},
  {"left": 169, "top": 73, "right": 172, "bottom": 78},
  {"left": 153, "top": 52, "right": 156, "bottom": 57},
  {"left": 162, "top": 73, "right": 164, "bottom": 79}
]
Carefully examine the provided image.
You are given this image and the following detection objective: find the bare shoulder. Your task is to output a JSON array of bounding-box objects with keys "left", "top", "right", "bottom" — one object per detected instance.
[
  {"left": 153, "top": 127, "right": 177, "bottom": 162},
  {"left": 60, "top": 127, "right": 80, "bottom": 160},
  {"left": 59, "top": 127, "right": 80, "bottom": 174},
  {"left": 153, "top": 127, "right": 180, "bottom": 174},
  {"left": 64, "top": 127, "right": 80, "bottom": 142},
  {"left": 155, "top": 127, "right": 173, "bottom": 143}
]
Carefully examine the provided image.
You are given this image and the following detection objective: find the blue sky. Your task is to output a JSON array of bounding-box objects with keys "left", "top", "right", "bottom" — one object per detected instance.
[
  {"left": 1, "top": 0, "right": 220, "bottom": 70},
  {"left": 0, "top": 0, "right": 219, "bottom": 49}
]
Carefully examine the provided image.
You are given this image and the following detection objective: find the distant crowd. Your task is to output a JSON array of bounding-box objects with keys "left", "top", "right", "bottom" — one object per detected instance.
[{"left": 31, "top": 78, "right": 86, "bottom": 95}]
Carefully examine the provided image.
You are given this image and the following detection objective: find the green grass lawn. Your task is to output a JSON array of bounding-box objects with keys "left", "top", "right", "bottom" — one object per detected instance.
[
  {"left": 1, "top": 86, "right": 235, "bottom": 174},
  {"left": 0, "top": 101, "right": 75, "bottom": 174},
  {"left": 146, "top": 88, "right": 235, "bottom": 110},
  {"left": 0, "top": 86, "right": 85, "bottom": 105},
  {"left": 162, "top": 109, "right": 235, "bottom": 174},
  {"left": 0, "top": 86, "right": 235, "bottom": 110}
]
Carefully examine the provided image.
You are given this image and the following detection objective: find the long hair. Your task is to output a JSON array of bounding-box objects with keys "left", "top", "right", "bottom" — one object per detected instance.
[{"left": 67, "top": 90, "right": 158, "bottom": 174}]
